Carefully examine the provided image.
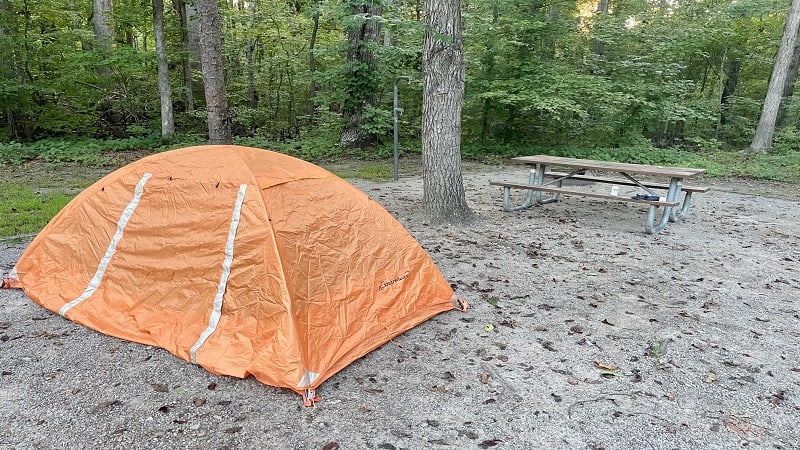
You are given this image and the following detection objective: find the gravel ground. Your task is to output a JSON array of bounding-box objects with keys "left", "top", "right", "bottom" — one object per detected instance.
[{"left": 1, "top": 161, "right": 799, "bottom": 449}]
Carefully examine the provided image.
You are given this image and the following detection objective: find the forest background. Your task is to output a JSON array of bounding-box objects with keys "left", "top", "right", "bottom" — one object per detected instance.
[{"left": 1, "top": 0, "right": 800, "bottom": 234}]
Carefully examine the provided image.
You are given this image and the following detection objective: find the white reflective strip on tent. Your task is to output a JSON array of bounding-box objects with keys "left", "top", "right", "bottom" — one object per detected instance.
[
  {"left": 190, "top": 184, "right": 248, "bottom": 364},
  {"left": 60, "top": 173, "right": 152, "bottom": 317}
]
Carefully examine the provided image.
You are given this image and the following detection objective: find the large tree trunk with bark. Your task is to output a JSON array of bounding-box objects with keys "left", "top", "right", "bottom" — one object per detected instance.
[
  {"left": 196, "top": 0, "right": 232, "bottom": 144},
  {"left": 339, "top": 3, "right": 382, "bottom": 149},
  {"left": 421, "top": 0, "right": 473, "bottom": 224},
  {"left": 153, "top": 0, "right": 174, "bottom": 139},
  {"left": 93, "top": 0, "right": 114, "bottom": 49},
  {"left": 749, "top": 0, "right": 800, "bottom": 153},
  {"left": 173, "top": 0, "right": 195, "bottom": 112},
  {"left": 776, "top": 29, "right": 800, "bottom": 129}
]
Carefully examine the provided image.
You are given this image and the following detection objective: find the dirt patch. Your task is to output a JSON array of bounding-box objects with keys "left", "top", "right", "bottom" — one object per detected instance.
[{"left": 1, "top": 160, "right": 798, "bottom": 449}]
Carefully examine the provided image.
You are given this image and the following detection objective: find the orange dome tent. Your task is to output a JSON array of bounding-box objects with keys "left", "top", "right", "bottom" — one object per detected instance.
[{"left": 2, "top": 145, "right": 464, "bottom": 405}]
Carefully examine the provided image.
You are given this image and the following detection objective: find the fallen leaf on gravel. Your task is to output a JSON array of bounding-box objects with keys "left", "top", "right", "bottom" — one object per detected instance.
[
  {"left": 593, "top": 361, "right": 618, "bottom": 371},
  {"left": 722, "top": 415, "right": 762, "bottom": 440},
  {"left": 86, "top": 400, "right": 120, "bottom": 414},
  {"left": 151, "top": 383, "right": 168, "bottom": 392},
  {"left": 322, "top": 443, "right": 340, "bottom": 450},
  {"left": 601, "top": 319, "right": 615, "bottom": 326},
  {"left": 207, "top": 382, "right": 217, "bottom": 390},
  {"left": 479, "top": 439, "right": 503, "bottom": 448},
  {"left": 792, "top": 368, "right": 800, "bottom": 372},
  {"left": 158, "top": 406, "right": 169, "bottom": 414},
  {"left": 363, "top": 387, "right": 383, "bottom": 394},
  {"left": 484, "top": 324, "right": 494, "bottom": 332},
  {"left": 754, "top": 317, "right": 770, "bottom": 322},
  {"left": 71, "top": 388, "right": 81, "bottom": 395},
  {"left": 224, "top": 426, "right": 242, "bottom": 434},
  {"left": 0, "top": 322, "right": 9, "bottom": 329},
  {"left": 480, "top": 373, "right": 489, "bottom": 384},
  {"left": 704, "top": 372, "right": 717, "bottom": 383},
  {"left": 173, "top": 418, "right": 187, "bottom": 424},
  {"left": 192, "top": 397, "right": 206, "bottom": 406},
  {"left": 43, "top": 373, "right": 56, "bottom": 380},
  {"left": 665, "top": 392, "right": 675, "bottom": 401}
]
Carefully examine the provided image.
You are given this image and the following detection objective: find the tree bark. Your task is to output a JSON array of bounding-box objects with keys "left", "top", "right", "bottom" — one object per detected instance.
[
  {"left": 246, "top": 0, "right": 258, "bottom": 108},
  {"left": 93, "top": 0, "right": 114, "bottom": 49},
  {"left": 196, "top": 0, "right": 232, "bottom": 144},
  {"left": 716, "top": 56, "right": 740, "bottom": 138},
  {"left": 153, "top": 0, "right": 175, "bottom": 139},
  {"left": 308, "top": 5, "right": 320, "bottom": 117},
  {"left": 172, "top": 0, "right": 195, "bottom": 112},
  {"left": 776, "top": 28, "right": 800, "bottom": 129},
  {"left": 591, "top": 0, "right": 609, "bottom": 56},
  {"left": 339, "top": 3, "right": 382, "bottom": 149},
  {"left": 749, "top": 0, "right": 800, "bottom": 153},
  {"left": 421, "top": 0, "right": 473, "bottom": 223}
]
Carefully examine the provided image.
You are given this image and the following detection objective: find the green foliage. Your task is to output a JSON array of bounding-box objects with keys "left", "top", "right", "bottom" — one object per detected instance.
[
  {"left": 0, "top": 142, "right": 37, "bottom": 164},
  {"left": 0, "top": 183, "right": 73, "bottom": 236},
  {"left": 0, "top": 0, "right": 798, "bottom": 165}
]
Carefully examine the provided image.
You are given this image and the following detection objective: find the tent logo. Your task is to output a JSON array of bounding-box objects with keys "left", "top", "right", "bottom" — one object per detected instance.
[{"left": 379, "top": 270, "right": 411, "bottom": 291}]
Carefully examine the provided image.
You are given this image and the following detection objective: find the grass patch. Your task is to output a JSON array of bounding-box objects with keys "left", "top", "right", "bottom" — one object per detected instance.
[
  {"left": 0, "top": 183, "right": 73, "bottom": 236},
  {"left": 330, "top": 162, "right": 393, "bottom": 181}
]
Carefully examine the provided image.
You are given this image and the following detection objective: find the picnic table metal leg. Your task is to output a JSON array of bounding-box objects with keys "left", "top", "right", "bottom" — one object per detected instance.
[
  {"left": 644, "top": 178, "right": 680, "bottom": 234},
  {"left": 670, "top": 191, "right": 694, "bottom": 222},
  {"left": 533, "top": 165, "right": 560, "bottom": 205},
  {"left": 500, "top": 170, "right": 537, "bottom": 211}
]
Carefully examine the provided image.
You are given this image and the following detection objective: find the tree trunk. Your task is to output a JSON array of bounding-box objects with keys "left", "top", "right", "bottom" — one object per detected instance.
[
  {"left": 716, "top": 56, "right": 740, "bottom": 138},
  {"left": 749, "top": 0, "right": 800, "bottom": 153},
  {"left": 93, "top": 0, "right": 114, "bottom": 77},
  {"left": 339, "top": 3, "right": 382, "bottom": 149},
  {"left": 153, "top": 0, "right": 174, "bottom": 139},
  {"left": 93, "top": 0, "right": 114, "bottom": 49},
  {"left": 421, "top": 0, "right": 473, "bottom": 224},
  {"left": 776, "top": 28, "right": 800, "bottom": 129},
  {"left": 246, "top": 0, "right": 258, "bottom": 108},
  {"left": 591, "top": 0, "right": 609, "bottom": 56},
  {"left": 308, "top": 5, "right": 320, "bottom": 117},
  {"left": 196, "top": 0, "right": 232, "bottom": 144},
  {"left": 172, "top": 0, "right": 195, "bottom": 112}
]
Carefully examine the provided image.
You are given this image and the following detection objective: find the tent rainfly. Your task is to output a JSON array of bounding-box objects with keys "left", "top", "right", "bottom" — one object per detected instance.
[{"left": 2, "top": 145, "right": 466, "bottom": 405}]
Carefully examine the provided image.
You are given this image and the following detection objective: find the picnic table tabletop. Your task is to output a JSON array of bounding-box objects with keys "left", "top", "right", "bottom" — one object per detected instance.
[{"left": 511, "top": 155, "right": 707, "bottom": 179}]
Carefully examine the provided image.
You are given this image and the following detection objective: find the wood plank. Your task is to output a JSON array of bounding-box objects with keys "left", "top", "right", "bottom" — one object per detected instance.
[
  {"left": 489, "top": 181, "right": 681, "bottom": 207},
  {"left": 544, "top": 171, "right": 709, "bottom": 193},
  {"left": 510, "top": 155, "right": 706, "bottom": 178}
]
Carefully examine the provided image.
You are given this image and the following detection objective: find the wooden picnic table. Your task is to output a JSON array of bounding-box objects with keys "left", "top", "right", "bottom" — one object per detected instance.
[{"left": 490, "top": 155, "right": 708, "bottom": 234}]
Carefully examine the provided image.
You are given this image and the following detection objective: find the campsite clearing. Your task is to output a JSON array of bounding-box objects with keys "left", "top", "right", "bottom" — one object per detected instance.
[{"left": 1, "top": 159, "right": 799, "bottom": 449}]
